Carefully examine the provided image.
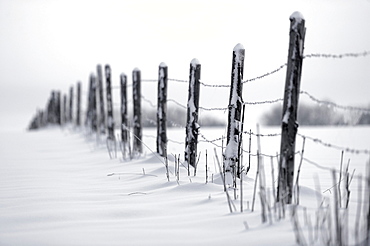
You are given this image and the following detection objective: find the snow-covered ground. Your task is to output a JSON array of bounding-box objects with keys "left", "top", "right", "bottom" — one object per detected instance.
[{"left": 0, "top": 126, "right": 369, "bottom": 245}]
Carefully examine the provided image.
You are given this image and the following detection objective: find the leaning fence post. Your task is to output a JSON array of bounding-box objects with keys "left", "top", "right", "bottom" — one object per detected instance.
[
  {"left": 225, "top": 43, "right": 245, "bottom": 177},
  {"left": 76, "top": 81, "right": 81, "bottom": 126},
  {"left": 69, "top": 86, "right": 73, "bottom": 123},
  {"left": 132, "top": 68, "right": 142, "bottom": 153},
  {"left": 277, "top": 12, "right": 306, "bottom": 205},
  {"left": 105, "top": 65, "right": 115, "bottom": 140},
  {"left": 185, "top": 59, "right": 201, "bottom": 167},
  {"left": 157, "top": 62, "right": 168, "bottom": 157},
  {"left": 97, "top": 64, "right": 106, "bottom": 134},
  {"left": 120, "top": 73, "right": 128, "bottom": 142}
]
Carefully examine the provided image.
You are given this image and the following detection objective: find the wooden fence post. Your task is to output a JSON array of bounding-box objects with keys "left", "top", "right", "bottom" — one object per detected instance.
[
  {"left": 277, "top": 12, "right": 306, "bottom": 204},
  {"left": 56, "top": 91, "right": 61, "bottom": 125},
  {"left": 76, "top": 81, "right": 81, "bottom": 126},
  {"left": 132, "top": 68, "right": 142, "bottom": 153},
  {"left": 69, "top": 86, "right": 73, "bottom": 123},
  {"left": 105, "top": 65, "right": 115, "bottom": 140},
  {"left": 51, "top": 91, "right": 56, "bottom": 124},
  {"left": 157, "top": 62, "right": 168, "bottom": 157},
  {"left": 120, "top": 73, "right": 128, "bottom": 142},
  {"left": 225, "top": 43, "right": 245, "bottom": 177},
  {"left": 90, "top": 74, "right": 98, "bottom": 132},
  {"left": 63, "top": 94, "right": 67, "bottom": 125},
  {"left": 85, "top": 77, "right": 92, "bottom": 127},
  {"left": 185, "top": 58, "right": 201, "bottom": 167},
  {"left": 97, "top": 64, "right": 106, "bottom": 134}
]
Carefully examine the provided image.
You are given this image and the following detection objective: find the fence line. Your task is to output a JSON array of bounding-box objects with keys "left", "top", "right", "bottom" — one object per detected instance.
[{"left": 142, "top": 109, "right": 370, "bottom": 157}]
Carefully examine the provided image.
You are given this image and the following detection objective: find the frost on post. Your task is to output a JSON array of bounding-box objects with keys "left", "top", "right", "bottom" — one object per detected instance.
[
  {"left": 97, "top": 64, "right": 106, "bottom": 134},
  {"left": 225, "top": 43, "right": 245, "bottom": 175},
  {"left": 133, "top": 68, "right": 142, "bottom": 153},
  {"left": 105, "top": 65, "right": 115, "bottom": 140},
  {"left": 185, "top": 59, "right": 201, "bottom": 167},
  {"left": 278, "top": 11, "right": 306, "bottom": 204},
  {"left": 157, "top": 63, "right": 168, "bottom": 157}
]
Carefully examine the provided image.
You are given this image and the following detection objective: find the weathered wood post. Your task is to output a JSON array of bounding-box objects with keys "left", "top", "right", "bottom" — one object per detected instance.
[
  {"left": 132, "top": 68, "right": 142, "bottom": 153},
  {"left": 120, "top": 73, "right": 128, "bottom": 142},
  {"left": 97, "top": 64, "right": 106, "bottom": 134},
  {"left": 47, "top": 91, "right": 53, "bottom": 124},
  {"left": 184, "top": 59, "right": 201, "bottom": 167},
  {"left": 277, "top": 12, "right": 306, "bottom": 204},
  {"left": 91, "top": 74, "right": 98, "bottom": 132},
  {"left": 56, "top": 91, "right": 61, "bottom": 125},
  {"left": 69, "top": 86, "right": 73, "bottom": 123},
  {"left": 63, "top": 94, "right": 67, "bottom": 124},
  {"left": 50, "top": 91, "right": 55, "bottom": 124},
  {"left": 225, "top": 43, "right": 245, "bottom": 177},
  {"left": 105, "top": 65, "right": 115, "bottom": 140},
  {"left": 85, "top": 77, "right": 93, "bottom": 127},
  {"left": 157, "top": 62, "right": 168, "bottom": 157},
  {"left": 76, "top": 82, "right": 81, "bottom": 126}
]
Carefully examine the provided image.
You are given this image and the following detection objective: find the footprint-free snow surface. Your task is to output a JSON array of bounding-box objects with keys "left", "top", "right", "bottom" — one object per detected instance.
[{"left": 0, "top": 126, "right": 369, "bottom": 245}]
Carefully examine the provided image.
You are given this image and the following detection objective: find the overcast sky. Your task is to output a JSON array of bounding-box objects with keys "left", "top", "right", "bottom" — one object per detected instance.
[{"left": 1, "top": 0, "right": 369, "bottom": 130}]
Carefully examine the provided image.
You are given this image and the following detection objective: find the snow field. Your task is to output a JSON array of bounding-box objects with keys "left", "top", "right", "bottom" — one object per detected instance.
[{"left": 0, "top": 126, "right": 369, "bottom": 245}]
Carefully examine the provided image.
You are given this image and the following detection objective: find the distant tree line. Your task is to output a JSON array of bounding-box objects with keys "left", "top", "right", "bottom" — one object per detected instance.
[
  {"left": 261, "top": 102, "right": 370, "bottom": 126},
  {"left": 113, "top": 105, "right": 225, "bottom": 128}
]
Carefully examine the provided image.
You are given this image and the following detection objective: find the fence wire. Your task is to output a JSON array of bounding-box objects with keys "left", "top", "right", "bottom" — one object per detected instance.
[
  {"left": 298, "top": 133, "right": 370, "bottom": 155},
  {"left": 301, "top": 91, "right": 370, "bottom": 114},
  {"left": 303, "top": 51, "right": 370, "bottom": 59}
]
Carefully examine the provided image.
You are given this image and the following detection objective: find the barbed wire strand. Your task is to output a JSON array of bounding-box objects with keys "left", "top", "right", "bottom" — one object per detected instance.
[
  {"left": 141, "top": 95, "right": 156, "bottom": 108},
  {"left": 168, "top": 99, "right": 187, "bottom": 109},
  {"left": 301, "top": 91, "right": 370, "bottom": 114},
  {"left": 243, "top": 63, "right": 288, "bottom": 84},
  {"left": 303, "top": 51, "right": 370, "bottom": 59},
  {"left": 298, "top": 133, "right": 370, "bottom": 155},
  {"left": 302, "top": 156, "right": 369, "bottom": 183},
  {"left": 243, "top": 98, "right": 284, "bottom": 105},
  {"left": 109, "top": 50, "right": 370, "bottom": 91},
  {"left": 168, "top": 78, "right": 188, "bottom": 83}
]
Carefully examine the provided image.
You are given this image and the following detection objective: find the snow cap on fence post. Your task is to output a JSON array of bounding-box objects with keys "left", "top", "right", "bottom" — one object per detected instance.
[
  {"left": 290, "top": 11, "right": 304, "bottom": 22},
  {"left": 185, "top": 58, "right": 201, "bottom": 167},
  {"left": 278, "top": 11, "right": 306, "bottom": 205},
  {"left": 225, "top": 43, "right": 245, "bottom": 177},
  {"left": 157, "top": 62, "right": 168, "bottom": 157}
]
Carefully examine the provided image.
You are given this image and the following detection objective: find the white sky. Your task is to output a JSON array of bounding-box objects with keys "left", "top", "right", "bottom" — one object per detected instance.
[{"left": 1, "top": 0, "right": 370, "bottom": 130}]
